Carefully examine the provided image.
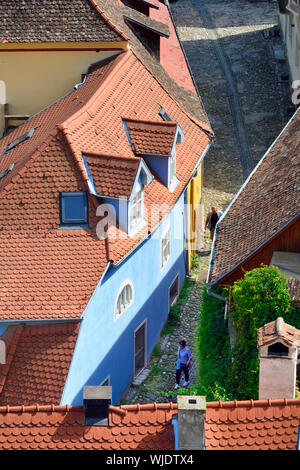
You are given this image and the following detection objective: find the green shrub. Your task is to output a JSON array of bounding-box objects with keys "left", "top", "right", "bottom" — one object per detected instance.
[
  {"left": 197, "top": 286, "right": 231, "bottom": 400},
  {"left": 229, "top": 264, "right": 298, "bottom": 399}
]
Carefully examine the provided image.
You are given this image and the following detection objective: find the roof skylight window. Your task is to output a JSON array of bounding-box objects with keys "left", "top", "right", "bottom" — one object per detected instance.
[
  {"left": 158, "top": 107, "right": 172, "bottom": 122},
  {"left": 3, "top": 128, "right": 35, "bottom": 156},
  {"left": 0, "top": 163, "right": 15, "bottom": 180}
]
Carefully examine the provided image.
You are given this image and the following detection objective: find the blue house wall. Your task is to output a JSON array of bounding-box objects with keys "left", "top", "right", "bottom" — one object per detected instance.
[{"left": 61, "top": 193, "right": 186, "bottom": 405}]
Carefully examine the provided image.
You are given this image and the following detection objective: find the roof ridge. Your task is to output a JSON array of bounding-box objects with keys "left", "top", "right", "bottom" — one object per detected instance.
[
  {"left": 62, "top": 52, "right": 131, "bottom": 131},
  {"left": 112, "top": 402, "right": 178, "bottom": 413},
  {"left": 206, "top": 398, "right": 300, "bottom": 408},
  {"left": 88, "top": 0, "right": 129, "bottom": 41},
  {"left": 0, "top": 404, "right": 83, "bottom": 414},
  {"left": 130, "top": 49, "right": 213, "bottom": 137}
]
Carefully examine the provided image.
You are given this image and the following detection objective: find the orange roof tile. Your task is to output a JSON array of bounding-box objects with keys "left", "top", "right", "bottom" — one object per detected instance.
[
  {"left": 0, "top": 50, "right": 211, "bottom": 321},
  {"left": 0, "top": 399, "right": 300, "bottom": 450},
  {"left": 205, "top": 398, "right": 300, "bottom": 450},
  {"left": 0, "top": 323, "right": 79, "bottom": 406},
  {"left": 125, "top": 119, "right": 177, "bottom": 156},
  {"left": 85, "top": 153, "right": 140, "bottom": 198},
  {"left": 0, "top": 403, "right": 176, "bottom": 450}
]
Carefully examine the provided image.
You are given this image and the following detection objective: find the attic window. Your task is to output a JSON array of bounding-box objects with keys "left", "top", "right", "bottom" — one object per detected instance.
[
  {"left": 158, "top": 107, "right": 173, "bottom": 122},
  {"left": 60, "top": 191, "right": 88, "bottom": 225},
  {"left": 3, "top": 128, "right": 35, "bottom": 156},
  {"left": 268, "top": 342, "right": 289, "bottom": 357}
]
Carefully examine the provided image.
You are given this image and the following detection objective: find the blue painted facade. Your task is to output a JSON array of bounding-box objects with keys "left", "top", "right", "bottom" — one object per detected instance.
[{"left": 61, "top": 192, "right": 187, "bottom": 405}]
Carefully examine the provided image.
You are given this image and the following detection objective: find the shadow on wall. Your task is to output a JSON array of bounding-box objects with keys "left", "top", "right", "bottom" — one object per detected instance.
[{"left": 64, "top": 251, "right": 186, "bottom": 406}]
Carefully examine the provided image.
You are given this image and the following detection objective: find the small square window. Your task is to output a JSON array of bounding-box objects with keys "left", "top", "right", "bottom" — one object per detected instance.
[{"left": 60, "top": 192, "right": 88, "bottom": 225}]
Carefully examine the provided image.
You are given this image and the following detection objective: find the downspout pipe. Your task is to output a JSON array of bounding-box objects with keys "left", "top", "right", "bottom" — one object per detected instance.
[{"left": 206, "top": 284, "right": 228, "bottom": 321}]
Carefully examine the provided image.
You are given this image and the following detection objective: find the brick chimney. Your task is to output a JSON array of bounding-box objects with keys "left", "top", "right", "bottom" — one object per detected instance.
[
  {"left": 83, "top": 386, "right": 112, "bottom": 426},
  {"left": 176, "top": 396, "right": 206, "bottom": 450},
  {"left": 258, "top": 317, "right": 300, "bottom": 400}
]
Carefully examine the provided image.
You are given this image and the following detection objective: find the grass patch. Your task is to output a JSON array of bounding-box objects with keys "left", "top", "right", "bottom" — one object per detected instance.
[{"left": 151, "top": 343, "right": 162, "bottom": 361}]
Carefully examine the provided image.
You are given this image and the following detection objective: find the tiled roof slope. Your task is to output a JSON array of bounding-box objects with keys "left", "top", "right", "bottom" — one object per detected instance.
[
  {"left": 0, "top": 403, "right": 176, "bottom": 450},
  {"left": 208, "top": 109, "right": 300, "bottom": 285},
  {"left": 0, "top": 51, "right": 211, "bottom": 321},
  {"left": 98, "top": 0, "right": 209, "bottom": 124},
  {"left": 0, "top": 399, "right": 300, "bottom": 450},
  {"left": 125, "top": 119, "right": 177, "bottom": 156},
  {"left": 0, "top": 323, "right": 79, "bottom": 406},
  {"left": 85, "top": 153, "right": 140, "bottom": 198},
  {"left": 257, "top": 317, "right": 300, "bottom": 348},
  {"left": 205, "top": 399, "right": 300, "bottom": 450},
  {"left": 0, "top": 0, "right": 126, "bottom": 43}
]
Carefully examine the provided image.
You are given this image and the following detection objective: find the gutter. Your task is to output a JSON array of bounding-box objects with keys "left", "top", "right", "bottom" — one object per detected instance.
[{"left": 0, "top": 317, "right": 82, "bottom": 325}]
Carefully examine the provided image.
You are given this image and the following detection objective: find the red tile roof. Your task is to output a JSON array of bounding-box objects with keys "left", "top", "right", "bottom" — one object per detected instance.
[
  {"left": 208, "top": 109, "right": 300, "bottom": 285},
  {"left": 125, "top": 119, "right": 178, "bottom": 156},
  {"left": 0, "top": 0, "right": 127, "bottom": 43},
  {"left": 85, "top": 153, "right": 140, "bottom": 198},
  {"left": 0, "top": 399, "right": 300, "bottom": 450},
  {"left": 205, "top": 398, "right": 300, "bottom": 450},
  {"left": 0, "top": 50, "right": 210, "bottom": 321},
  {"left": 0, "top": 323, "right": 79, "bottom": 406},
  {"left": 0, "top": 403, "right": 176, "bottom": 450}
]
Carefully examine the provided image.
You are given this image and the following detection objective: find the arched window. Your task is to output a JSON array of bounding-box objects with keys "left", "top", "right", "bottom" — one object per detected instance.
[{"left": 115, "top": 281, "right": 134, "bottom": 319}]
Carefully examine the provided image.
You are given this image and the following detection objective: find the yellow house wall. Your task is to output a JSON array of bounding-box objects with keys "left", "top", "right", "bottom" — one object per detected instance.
[
  {"left": 0, "top": 42, "right": 128, "bottom": 135},
  {"left": 187, "top": 163, "right": 203, "bottom": 272}
]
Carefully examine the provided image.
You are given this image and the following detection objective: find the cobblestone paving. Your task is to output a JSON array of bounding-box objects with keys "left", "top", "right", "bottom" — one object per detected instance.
[
  {"left": 125, "top": 0, "right": 289, "bottom": 404},
  {"left": 171, "top": 0, "right": 287, "bottom": 217},
  {"left": 127, "top": 281, "right": 205, "bottom": 404}
]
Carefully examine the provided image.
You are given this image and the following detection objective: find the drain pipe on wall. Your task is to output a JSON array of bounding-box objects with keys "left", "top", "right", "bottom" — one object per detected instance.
[{"left": 206, "top": 284, "right": 228, "bottom": 321}]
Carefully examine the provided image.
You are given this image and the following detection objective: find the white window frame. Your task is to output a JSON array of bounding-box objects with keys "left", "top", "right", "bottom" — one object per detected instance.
[
  {"left": 169, "top": 152, "right": 176, "bottom": 186},
  {"left": 129, "top": 184, "right": 143, "bottom": 230},
  {"left": 168, "top": 273, "right": 180, "bottom": 310},
  {"left": 114, "top": 280, "right": 134, "bottom": 321},
  {"left": 161, "top": 224, "right": 170, "bottom": 269}
]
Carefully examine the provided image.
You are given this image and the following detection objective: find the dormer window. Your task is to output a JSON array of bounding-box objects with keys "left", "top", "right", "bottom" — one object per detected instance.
[
  {"left": 130, "top": 185, "right": 142, "bottom": 230},
  {"left": 60, "top": 191, "right": 88, "bottom": 225}
]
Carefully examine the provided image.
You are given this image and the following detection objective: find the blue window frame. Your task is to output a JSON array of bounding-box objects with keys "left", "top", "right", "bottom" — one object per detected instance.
[{"left": 60, "top": 192, "right": 88, "bottom": 225}]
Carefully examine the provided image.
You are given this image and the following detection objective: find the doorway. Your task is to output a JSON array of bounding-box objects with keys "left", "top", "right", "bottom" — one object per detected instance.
[{"left": 134, "top": 320, "right": 147, "bottom": 378}]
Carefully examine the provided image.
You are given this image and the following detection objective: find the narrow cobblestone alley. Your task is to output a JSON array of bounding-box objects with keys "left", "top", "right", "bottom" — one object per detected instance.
[{"left": 125, "top": 0, "right": 288, "bottom": 405}]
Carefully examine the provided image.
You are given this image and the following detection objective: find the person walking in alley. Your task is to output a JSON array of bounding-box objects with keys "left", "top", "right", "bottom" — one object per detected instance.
[
  {"left": 205, "top": 206, "right": 223, "bottom": 240},
  {"left": 175, "top": 339, "right": 192, "bottom": 389}
]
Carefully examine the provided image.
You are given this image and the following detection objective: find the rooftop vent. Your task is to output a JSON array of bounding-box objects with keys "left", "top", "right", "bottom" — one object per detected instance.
[{"left": 83, "top": 385, "right": 112, "bottom": 426}]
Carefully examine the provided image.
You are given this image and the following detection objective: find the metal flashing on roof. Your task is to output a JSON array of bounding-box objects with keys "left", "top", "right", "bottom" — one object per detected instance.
[
  {"left": 0, "top": 163, "right": 15, "bottom": 180},
  {"left": 3, "top": 128, "right": 35, "bottom": 156}
]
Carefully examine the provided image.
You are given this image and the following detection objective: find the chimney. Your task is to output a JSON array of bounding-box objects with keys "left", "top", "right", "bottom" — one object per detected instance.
[
  {"left": 83, "top": 386, "right": 112, "bottom": 426},
  {"left": 258, "top": 317, "right": 300, "bottom": 400},
  {"left": 176, "top": 396, "right": 206, "bottom": 450}
]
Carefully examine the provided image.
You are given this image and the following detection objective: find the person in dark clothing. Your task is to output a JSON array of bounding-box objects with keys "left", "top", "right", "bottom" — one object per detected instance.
[{"left": 205, "top": 206, "right": 223, "bottom": 240}]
